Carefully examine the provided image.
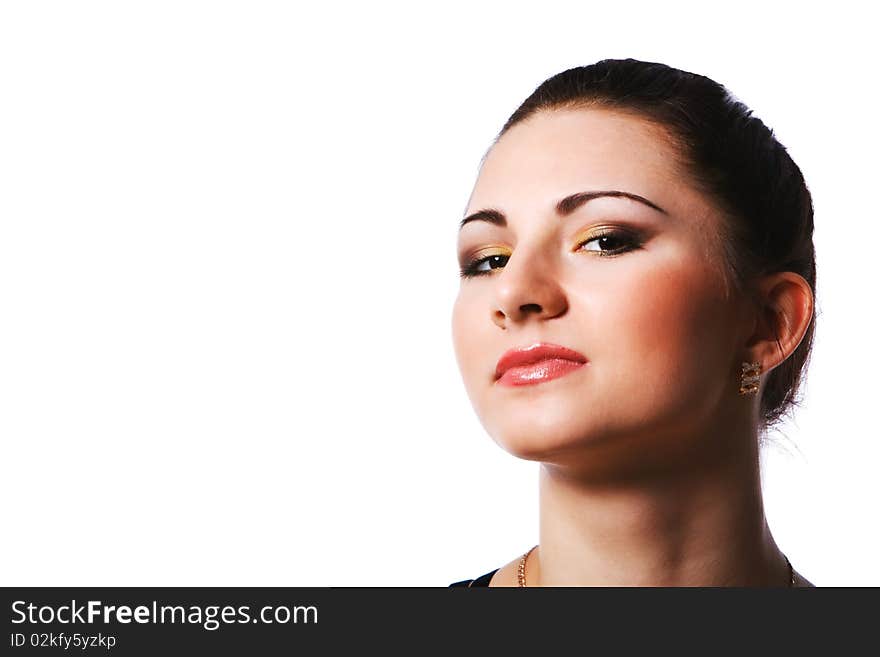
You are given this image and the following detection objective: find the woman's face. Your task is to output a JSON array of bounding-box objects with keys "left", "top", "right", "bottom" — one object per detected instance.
[{"left": 452, "top": 108, "right": 754, "bottom": 474}]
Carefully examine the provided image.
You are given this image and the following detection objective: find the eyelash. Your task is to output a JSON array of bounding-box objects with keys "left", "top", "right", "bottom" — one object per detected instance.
[{"left": 459, "top": 229, "right": 642, "bottom": 279}]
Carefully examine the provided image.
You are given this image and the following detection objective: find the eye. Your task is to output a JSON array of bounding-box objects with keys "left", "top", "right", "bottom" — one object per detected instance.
[
  {"left": 577, "top": 229, "right": 641, "bottom": 256},
  {"left": 459, "top": 229, "right": 642, "bottom": 279},
  {"left": 459, "top": 252, "right": 509, "bottom": 279}
]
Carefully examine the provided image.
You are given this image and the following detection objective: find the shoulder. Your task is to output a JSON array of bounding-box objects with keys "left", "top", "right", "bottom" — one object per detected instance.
[
  {"left": 792, "top": 569, "right": 815, "bottom": 587},
  {"left": 448, "top": 553, "right": 526, "bottom": 587},
  {"left": 448, "top": 568, "right": 499, "bottom": 587}
]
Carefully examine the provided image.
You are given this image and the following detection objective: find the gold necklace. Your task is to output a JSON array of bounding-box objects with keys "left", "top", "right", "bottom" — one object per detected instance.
[{"left": 517, "top": 545, "right": 796, "bottom": 587}]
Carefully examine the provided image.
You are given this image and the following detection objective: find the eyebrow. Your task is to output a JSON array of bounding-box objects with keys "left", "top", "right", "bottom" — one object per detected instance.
[{"left": 458, "top": 190, "right": 668, "bottom": 231}]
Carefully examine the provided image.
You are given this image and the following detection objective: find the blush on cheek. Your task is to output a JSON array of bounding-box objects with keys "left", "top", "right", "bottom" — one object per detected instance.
[{"left": 615, "top": 259, "right": 731, "bottom": 371}]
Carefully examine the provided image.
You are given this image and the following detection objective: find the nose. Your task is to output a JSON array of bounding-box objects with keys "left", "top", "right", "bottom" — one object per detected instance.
[{"left": 491, "top": 246, "right": 568, "bottom": 328}]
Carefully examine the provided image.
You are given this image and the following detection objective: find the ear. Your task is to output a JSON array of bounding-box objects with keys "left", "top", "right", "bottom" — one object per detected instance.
[{"left": 743, "top": 271, "right": 815, "bottom": 374}]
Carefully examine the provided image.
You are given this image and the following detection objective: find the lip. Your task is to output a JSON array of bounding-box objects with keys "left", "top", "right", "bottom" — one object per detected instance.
[{"left": 494, "top": 342, "right": 588, "bottom": 386}]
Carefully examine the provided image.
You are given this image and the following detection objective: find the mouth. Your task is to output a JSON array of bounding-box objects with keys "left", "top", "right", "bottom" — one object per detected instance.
[{"left": 494, "top": 342, "right": 588, "bottom": 387}]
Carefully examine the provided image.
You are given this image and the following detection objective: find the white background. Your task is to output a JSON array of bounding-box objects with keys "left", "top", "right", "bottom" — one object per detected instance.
[{"left": 1, "top": 1, "right": 877, "bottom": 586}]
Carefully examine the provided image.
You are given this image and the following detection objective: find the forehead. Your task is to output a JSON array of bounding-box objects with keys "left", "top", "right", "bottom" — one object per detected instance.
[{"left": 469, "top": 108, "right": 691, "bottom": 213}]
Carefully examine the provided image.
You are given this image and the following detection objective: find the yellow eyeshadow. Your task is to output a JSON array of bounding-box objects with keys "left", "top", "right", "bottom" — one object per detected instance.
[{"left": 469, "top": 246, "right": 510, "bottom": 260}]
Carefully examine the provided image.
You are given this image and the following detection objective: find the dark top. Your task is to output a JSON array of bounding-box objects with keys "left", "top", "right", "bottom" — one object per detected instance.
[
  {"left": 451, "top": 567, "right": 815, "bottom": 587},
  {"left": 449, "top": 568, "right": 499, "bottom": 587}
]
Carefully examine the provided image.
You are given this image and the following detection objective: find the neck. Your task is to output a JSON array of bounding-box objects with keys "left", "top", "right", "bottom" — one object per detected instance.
[{"left": 533, "top": 413, "right": 789, "bottom": 586}]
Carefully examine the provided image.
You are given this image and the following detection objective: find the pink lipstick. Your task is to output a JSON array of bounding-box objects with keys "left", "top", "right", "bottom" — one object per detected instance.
[{"left": 494, "top": 342, "right": 588, "bottom": 387}]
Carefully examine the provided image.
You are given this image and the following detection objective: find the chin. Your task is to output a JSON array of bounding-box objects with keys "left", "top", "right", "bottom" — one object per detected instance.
[{"left": 488, "top": 418, "right": 609, "bottom": 462}]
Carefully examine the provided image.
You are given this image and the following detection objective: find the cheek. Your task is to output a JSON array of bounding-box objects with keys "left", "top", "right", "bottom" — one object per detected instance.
[
  {"left": 585, "top": 257, "right": 732, "bottom": 393},
  {"left": 451, "top": 290, "right": 486, "bottom": 380}
]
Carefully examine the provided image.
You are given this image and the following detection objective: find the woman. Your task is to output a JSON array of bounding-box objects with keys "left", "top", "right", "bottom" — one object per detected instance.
[{"left": 449, "top": 59, "right": 816, "bottom": 587}]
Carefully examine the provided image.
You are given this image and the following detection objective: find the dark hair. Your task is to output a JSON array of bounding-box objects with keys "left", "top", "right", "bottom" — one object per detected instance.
[{"left": 493, "top": 58, "right": 816, "bottom": 434}]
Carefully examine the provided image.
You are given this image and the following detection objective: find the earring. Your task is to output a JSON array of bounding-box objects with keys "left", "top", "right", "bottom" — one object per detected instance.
[{"left": 739, "top": 361, "right": 761, "bottom": 395}]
